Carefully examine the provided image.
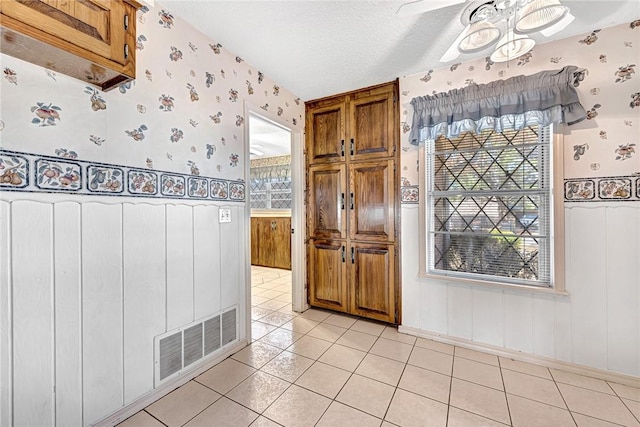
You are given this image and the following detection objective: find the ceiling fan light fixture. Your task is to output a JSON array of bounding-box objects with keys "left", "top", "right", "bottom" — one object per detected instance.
[
  {"left": 514, "top": 0, "right": 569, "bottom": 34},
  {"left": 489, "top": 30, "right": 536, "bottom": 62},
  {"left": 458, "top": 20, "right": 501, "bottom": 53}
]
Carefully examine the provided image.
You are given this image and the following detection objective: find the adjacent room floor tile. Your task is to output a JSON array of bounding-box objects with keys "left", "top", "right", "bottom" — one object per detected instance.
[
  {"left": 571, "top": 412, "right": 623, "bottom": 427},
  {"left": 415, "top": 337, "right": 454, "bottom": 355},
  {"left": 226, "top": 371, "right": 290, "bottom": 413},
  {"left": 262, "top": 384, "right": 331, "bottom": 427},
  {"left": 286, "top": 335, "right": 332, "bottom": 359},
  {"left": 507, "top": 393, "right": 575, "bottom": 427},
  {"left": 322, "top": 313, "right": 358, "bottom": 329},
  {"left": 380, "top": 326, "right": 417, "bottom": 345},
  {"left": 498, "top": 357, "right": 552, "bottom": 380},
  {"left": 398, "top": 364, "right": 451, "bottom": 404},
  {"left": 355, "top": 353, "right": 406, "bottom": 386},
  {"left": 183, "top": 397, "right": 258, "bottom": 427},
  {"left": 249, "top": 416, "right": 281, "bottom": 427},
  {"left": 260, "top": 350, "right": 314, "bottom": 383},
  {"left": 350, "top": 319, "right": 386, "bottom": 336},
  {"left": 145, "top": 380, "right": 220, "bottom": 427},
  {"left": 316, "top": 401, "right": 381, "bottom": 427},
  {"left": 454, "top": 356, "right": 504, "bottom": 391},
  {"left": 335, "top": 329, "right": 378, "bottom": 352},
  {"left": 306, "top": 323, "right": 347, "bottom": 343},
  {"left": 196, "top": 358, "right": 256, "bottom": 394},
  {"left": 557, "top": 382, "right": 639, "bottom": 426},
  {"left": 299, "top": 308, "right": 332, "bottom": 322},
  {"left": 281, "top": 317, "right": 319, "bottom": 334},
  {"left": 294, "top": 361, "right": 351, "bottom": 398},
  {"left": 550, "top": 369, "right": 615, "bottom": 395},
  {"left": 258, "top": 328, "right": 302, "bottom": 349},
  {"left": 449, "top": 378, "right": 511, "bottom": 425},
  {"left": 447, "top": 407, "right": 509, "bottom": 427},
  {"left": 502, "top": 369, "right": 566, "bottom": 408},
  {"left": 455, "top": 347, "right": 499, "bottom": 366},
  {"left": 408, "top": 346, "right": 453, "bottom": 376},
  {"left": 251, "top": 321, "right": 278, "bottom": 341},
  {"left": 336, "top": 374, "right": 395, "bottom": 418},
  {"left": 117, "top": 411, "right": 165, "bottom": 427},
  {"left": 231, "top": 341, "right": 283, "bottom": 369},
  {"left": 318, "top": 343, "right": 367, "bottom": 372},
  {"left": 385, "top": 388, "right": 448, "bottom": 427},
  {"left": 369, "top": 337, "right": 413, "bottom": 363}
]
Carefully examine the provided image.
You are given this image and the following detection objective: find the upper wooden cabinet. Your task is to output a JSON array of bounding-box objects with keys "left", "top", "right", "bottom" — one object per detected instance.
[
  {"left": 306, "top": 82, "right": 397, "bottom": 165},
  {"left": 0, "top": 0, "right": 141, "bottom": 91}
]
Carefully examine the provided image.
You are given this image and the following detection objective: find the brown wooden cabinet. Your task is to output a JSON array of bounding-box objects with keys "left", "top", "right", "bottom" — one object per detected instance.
[
  {"left": 306, "top": 81, "right": 400, "bottom": 324},
  {"left": 251, "top": 216, "right": 291, "bottom": 270},
  {"left": 1, "top": 0, "right": 141, "bottom": 91}
]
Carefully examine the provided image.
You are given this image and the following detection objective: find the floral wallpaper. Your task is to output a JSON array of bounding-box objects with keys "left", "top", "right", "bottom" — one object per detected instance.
[
  {"left": 0, "top": 4, "right": 304, "bottom": 191},
  {"left": 399, "top": 21, "right": 640, "bottom": 202}
]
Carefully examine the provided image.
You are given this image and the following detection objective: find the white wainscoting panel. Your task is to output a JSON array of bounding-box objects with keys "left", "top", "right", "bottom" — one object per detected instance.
[
  {"left": 604, "top": 206, "right": 639, "bottom": 376},
  {"left": 193, "top": 205, "right": 221, "bottom": 320},
  {"left": 402, "top": 204, "right": 640, "bottom": 378},
  {"left": 0, "top": 200, "right": 12, "bottom": 427},
  {"left": 166, "top": 204, "right": 195, "bottom": 330},
  {"left": 123, "top": 204, "right": 167, "bottom": 404},
  {"left": 54, "top": 202, "right": 83, "bottom": 427},
  {"left": 82, "top": 203, "right": 124, "bottom": 424},
  {"left": 12, "top": 201, "right": 54, "bottom": 427}
]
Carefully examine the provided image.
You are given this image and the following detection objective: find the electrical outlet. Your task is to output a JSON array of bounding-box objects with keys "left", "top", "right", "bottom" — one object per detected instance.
[{"left": 219, "top": 208, "right": 231, "bottom": 223}]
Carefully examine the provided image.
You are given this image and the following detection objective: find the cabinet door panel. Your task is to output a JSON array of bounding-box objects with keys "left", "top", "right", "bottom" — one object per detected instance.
[
  {"left": 308, "top": 164, "right": 346, "bottom": 239},
  {"left": 2, "top": 0, "right": 129, "bottom": 64},
  {"left": 308, "top": 240, "right": 348, "bottom": 312},
  {"left": 350, "top": 160, "right": 395, "bottom": 242},
  {"left": 349, "top": 243, "right": 395, "bottom": 323},
  {"left": 306, "top": 101, "right": 346, "bottom": 163},
  {"left": 349, "top": 91, "right": 395, "bottom": 160},
  {"left": 250, "top": 217, "right": 260, "bottom": 266},
  {"left": 272, "top": 217, "right": 291, "bottom": 270}
]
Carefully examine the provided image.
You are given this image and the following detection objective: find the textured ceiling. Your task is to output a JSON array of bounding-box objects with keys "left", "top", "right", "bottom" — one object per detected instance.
[{"left": 161, "top": 0, "right": 640, "bottom": 101}]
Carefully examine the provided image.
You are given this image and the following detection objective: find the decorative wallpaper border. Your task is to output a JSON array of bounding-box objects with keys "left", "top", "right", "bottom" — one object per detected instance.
[
  {"left": 0, "top": 150, "right": 245, "bottom": 202},
  {"left": 564, "top": 176, "right": 640, "bottom": 202},
  {"left": 401, "top": 177, "right": 640, "bottom": 204}
]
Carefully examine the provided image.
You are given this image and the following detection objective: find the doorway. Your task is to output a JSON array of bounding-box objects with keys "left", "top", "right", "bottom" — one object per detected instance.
[{"left": 244, "top": 106, "right": 306, "bottom": 342}]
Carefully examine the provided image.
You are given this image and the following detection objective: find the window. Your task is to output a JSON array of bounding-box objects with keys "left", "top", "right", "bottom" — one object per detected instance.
[
  {"left": 422, "top": 124, "right": 562, "bottom": 289},
  {"left": 250, "top": 178, "right": 292, "bottom": 210}
]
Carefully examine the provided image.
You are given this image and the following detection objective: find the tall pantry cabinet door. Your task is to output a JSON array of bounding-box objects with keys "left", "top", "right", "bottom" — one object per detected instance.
[
  {"left": 308, "top": 240, "right": 348, "bottom": 312},
  {"left": 306, "top": 98, "right": 347, "bottom": 164},
  {"left": 349, "top": 242, "right": 396, "bottom": 323},
  {"left": 348, "top": 87, "right": 396, "bottom": 161},
  {"left": 349, "top": 160, "right": 395, "bottom": 242},
  {"left": 307, "top": 164, "right": 347, "bottom": 240}
]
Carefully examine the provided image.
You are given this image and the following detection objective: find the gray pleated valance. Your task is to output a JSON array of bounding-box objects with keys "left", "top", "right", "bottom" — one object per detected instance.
[{"left": 409, "top": 66, "right": 587, "bottom": 144}]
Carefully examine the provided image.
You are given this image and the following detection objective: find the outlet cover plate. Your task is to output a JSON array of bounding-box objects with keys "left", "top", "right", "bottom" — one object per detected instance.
[{"left": 219, "top": 208, "right": 231, "bottom": 223}]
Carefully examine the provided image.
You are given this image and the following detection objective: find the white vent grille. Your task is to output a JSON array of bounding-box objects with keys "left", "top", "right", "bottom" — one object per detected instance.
[
  {"left": 154, "top": 307, "right": 238, "bottom": 386},
  {"left": 159, "top": 332, "right": 182, "bottom": 381},
  {"left": 184, "top": 323, "right": 203, "bottom": 367},
  {"left": 204, "top": 315, "right": 221, "bottom": 355},
  {"left": 222, "top": 308, "right": 237, "bottom": 346}
]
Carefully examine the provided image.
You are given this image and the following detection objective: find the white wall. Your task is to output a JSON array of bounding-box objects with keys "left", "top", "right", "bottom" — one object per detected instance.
[{"left": 399, "top": 22, "right": 640, "bottom": 378}]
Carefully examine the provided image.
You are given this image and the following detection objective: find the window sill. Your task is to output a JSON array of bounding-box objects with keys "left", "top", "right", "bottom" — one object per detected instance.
[{"left": 417, "top": 271, "right": 569, "bottom": 296}]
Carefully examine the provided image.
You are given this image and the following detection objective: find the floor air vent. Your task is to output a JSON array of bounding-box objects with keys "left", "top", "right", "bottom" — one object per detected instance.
[{"left": 155, "top": 307, "right": 238, "bottom": 386}]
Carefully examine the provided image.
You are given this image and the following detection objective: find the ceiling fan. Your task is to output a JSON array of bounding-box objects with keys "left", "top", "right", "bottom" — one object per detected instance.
[{"left": 397, "top": 0, "right": 575, "bottom": 63}]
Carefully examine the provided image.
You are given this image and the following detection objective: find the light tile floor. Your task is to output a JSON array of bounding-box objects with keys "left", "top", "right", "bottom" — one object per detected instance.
[{"left": 118, "top": 266, "right": 640, "bottom": 427}]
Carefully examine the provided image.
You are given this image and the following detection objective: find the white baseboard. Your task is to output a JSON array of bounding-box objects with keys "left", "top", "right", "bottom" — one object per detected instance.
[
  {"left": 398, "top": 325, "right": 640, "bottom": 388},
  {"left": 91, "top": 340, "right": 248, "bottom": 427}
]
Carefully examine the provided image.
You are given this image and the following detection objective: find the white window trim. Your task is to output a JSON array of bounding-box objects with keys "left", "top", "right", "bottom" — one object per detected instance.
[{"left": 418, "top": 126, "right": 567, "bottom": 295}]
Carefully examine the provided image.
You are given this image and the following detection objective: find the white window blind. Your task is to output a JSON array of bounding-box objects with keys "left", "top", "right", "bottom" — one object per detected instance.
[{"left": 425, "top": 125, "right": 552, "bottom": 287}]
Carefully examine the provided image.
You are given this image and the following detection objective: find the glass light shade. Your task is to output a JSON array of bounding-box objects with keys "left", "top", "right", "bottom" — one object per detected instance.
[
  {"left": 490, "top": 31, "right": 536, "bottom": 62},
  {"left": 458, "top": 20, "right": 501, "bottom": 54},
  {"left": 514, "top": 0, "right": 569, "bottom": 34}
]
